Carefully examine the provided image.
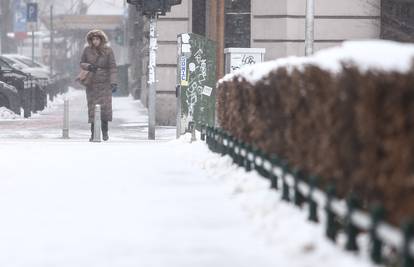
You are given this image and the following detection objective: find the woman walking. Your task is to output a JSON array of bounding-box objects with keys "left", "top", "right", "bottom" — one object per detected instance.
[{"left": 80, "top": 29, "right": 117, "bottom": 141}]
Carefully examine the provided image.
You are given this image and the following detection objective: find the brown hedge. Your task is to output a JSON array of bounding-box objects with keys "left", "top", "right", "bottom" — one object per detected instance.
[{"left": 217, "top": 64, "right": 414, "bottom": 225}]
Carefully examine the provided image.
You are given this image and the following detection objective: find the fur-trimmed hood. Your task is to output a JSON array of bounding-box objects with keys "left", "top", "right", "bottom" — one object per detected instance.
[{"left": 86, "top": 29, "right": 109, "bottom": 47}]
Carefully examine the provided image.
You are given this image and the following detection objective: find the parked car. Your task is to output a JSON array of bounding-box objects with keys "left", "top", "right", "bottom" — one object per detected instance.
[
  {"left": 0, "top": 54, "right": 51, "bottom": 82},
  {"left": 0, "top": 81, "right": 20, "bottom": 115},
  {"left": 0, "top": 57, "right": 46, "bottom": 117}
]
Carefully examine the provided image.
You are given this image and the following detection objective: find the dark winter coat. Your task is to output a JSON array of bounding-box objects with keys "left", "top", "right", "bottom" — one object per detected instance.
[{"left": 80, "top": 29, "right": 117, "bottom": 123}]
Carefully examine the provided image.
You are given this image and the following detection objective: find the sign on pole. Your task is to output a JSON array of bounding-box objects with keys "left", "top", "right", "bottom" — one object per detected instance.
[
  {"left": 13, "top": 0, "right": 27, "bottom": 40},
  {"left": 27, "top": 2, "right": 38, "bottom": 63},
  {"left": 27, "top": 3, "right": 38, "bottom": 22}
]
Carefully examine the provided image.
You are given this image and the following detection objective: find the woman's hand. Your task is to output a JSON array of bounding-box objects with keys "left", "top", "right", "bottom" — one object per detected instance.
[
  {"left": 87, "top": 64, "right": 98, "bottom": 72},
  {"left": 111, "top": 84, "right": 118, "bottom": 93}
]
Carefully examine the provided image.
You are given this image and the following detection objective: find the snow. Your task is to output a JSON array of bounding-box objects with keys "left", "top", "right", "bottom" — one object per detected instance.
[
  {"left": 36, "top": 87, "right": 84, "bottom": 116},
  {"left": 0, "top": 142, "right": 280, "bottom": 267},
  {"left": 0, "top": 135, "right": 377, "bottom": 267},
  {"left": 0, "top": 107, "right": 19, "bottom": 120},
  {"left": 176, "top": 136, "right": 377, "bottom": 267},
  {"left": 220, "top": 40, "right": 414, "bottom": 85},
  {"left": 0, "top": 90, "right": 378, "bottom": 266},
  {"left": 85, "top": 0, "right": 126, "bottom": 16}
]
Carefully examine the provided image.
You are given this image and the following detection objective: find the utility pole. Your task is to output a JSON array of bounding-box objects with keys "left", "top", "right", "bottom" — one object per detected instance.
[
  {"left": 31, "top": 29, "right": 35, "bottom": 63},
  {"left": 50, "top": 5, "right": 54, "bottom": 77},
  {"left": 27, "top": 2, "right": 38, "bottom": 63},
  {"left": 216, "top": 0, "right": 225, "bottom": 79},
  {"left": 126, "top": 0, "right": 182, "bottom": 140},
  {"left": 148, "top": 14, "right": 157, "bottom": 140},
  {"left": 305, "top": 0, "right": 315, "bottom": 56},
  {"left": 0, "top": 2, "right": 3, "bottom": 54}
]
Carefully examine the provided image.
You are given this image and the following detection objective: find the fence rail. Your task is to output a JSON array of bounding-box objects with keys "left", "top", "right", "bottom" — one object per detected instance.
[{"left": 202, "top": 125, "right": 414, "bottom": 267}]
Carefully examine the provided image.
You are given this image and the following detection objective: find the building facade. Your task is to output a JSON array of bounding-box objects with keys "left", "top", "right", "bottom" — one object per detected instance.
[
  {"left": 128, "top": 0, "right": 385, "bottom": 126},
  {"left": 251, "top": 0, "right": 381, "bottom": 60}
]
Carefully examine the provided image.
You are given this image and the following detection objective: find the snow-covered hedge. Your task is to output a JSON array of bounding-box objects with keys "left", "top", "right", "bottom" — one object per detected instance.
[{"left": 217, "top": 40, "right": 414, "bottom": 225}]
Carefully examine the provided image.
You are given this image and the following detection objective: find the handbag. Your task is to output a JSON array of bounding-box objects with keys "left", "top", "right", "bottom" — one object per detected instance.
[
  {"left": 76, "top": 54, "right": 101, "bottom": 87},
  {"left": 76, "top": 69, "right": 93, "bottom": 87}
]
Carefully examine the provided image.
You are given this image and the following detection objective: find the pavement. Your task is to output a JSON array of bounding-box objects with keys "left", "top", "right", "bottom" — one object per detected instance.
[
  {"left": 0, "top": 88, "right": 176, "bottom": 141},
  {"left": 0, "top": 89, "right": 284, "bottom": 267}
]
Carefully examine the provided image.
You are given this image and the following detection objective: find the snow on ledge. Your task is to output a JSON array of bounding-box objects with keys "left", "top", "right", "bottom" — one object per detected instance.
[{"left": 219, "top": 40, "right": 414, "bottom": 85}]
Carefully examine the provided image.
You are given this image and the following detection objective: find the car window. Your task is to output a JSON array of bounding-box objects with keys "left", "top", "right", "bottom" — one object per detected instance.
[
  {"left": 13, "top": 57, "right": 39, "bottom": 68},
  {"left": 1, "top": 57, "right": 16, "bottom": 66},
  {"left": 0, "top": 59, "right": 12, "bottom": 71},
  {"left": 21, "top": 58, "right": 46, "bottom": 68}
]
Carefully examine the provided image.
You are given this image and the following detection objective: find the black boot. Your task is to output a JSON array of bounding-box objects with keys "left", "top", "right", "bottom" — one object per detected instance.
[
  {"left": 102, "top": 121, "right": 109, "bottom": 141},
  {"left": 89, "top": 123, "right": 94, "bottom": 142}
]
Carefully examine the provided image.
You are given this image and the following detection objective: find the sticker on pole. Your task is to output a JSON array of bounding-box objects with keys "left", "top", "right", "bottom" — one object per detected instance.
[
  {"left": 180, "top": 56, "right": 188, "bottom": 86},
  {"left": 202, "top": 86, "right": 213, "bottom": 96}
]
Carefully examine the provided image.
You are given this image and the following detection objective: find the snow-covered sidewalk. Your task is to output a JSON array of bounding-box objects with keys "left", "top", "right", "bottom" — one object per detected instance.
[
  {"left": 0, "top": 90, "right": 376, "bottom": 266},
  {"left": 0, "top": 88, "right": 175, "bottom": 141}
]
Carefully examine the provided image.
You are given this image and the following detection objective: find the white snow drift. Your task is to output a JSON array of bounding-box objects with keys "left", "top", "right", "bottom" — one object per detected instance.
[{"left": 220, "top": 40, "right": 414, "bottom": 85}]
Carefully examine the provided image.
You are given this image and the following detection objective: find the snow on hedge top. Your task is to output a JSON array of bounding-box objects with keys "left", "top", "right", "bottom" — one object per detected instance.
[{"left": 220, "top": 40, "right": 414, "bottom": 85}]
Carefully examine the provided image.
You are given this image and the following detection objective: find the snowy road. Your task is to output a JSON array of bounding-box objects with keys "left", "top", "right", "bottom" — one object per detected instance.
[{"left": 0, "top": 90, "right": 375, "bottom": 266}]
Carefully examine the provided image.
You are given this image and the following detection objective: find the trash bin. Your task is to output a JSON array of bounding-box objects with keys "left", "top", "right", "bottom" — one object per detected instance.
[
  {"left": 224, "top": 48, "right": 266, "bottom": 74},
  {"left": 115, "top": 64, "right": 130, "bottom": 97}
]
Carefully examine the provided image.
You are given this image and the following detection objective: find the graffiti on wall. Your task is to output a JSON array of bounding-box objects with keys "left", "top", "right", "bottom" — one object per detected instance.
[
  {"left": 230, "top": 54, "right": 258, "bottom": 72},
  {"left": 186, "top": 48, "right": 208, "bottom": 122}
]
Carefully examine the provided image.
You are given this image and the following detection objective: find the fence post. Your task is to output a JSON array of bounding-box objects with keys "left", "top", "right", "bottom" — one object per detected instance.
[
  {"left": 239, "top": 142, "right": 246, "bottom": 167},
  {"left": 233, "top": 138, "right": 238, "bottom": 164},
  {"left": 270, "top": 154, "right": 279, "bottom": 190},
  {"left": 262, "top": 154, "right": 271, "bottom": 179},
  {"left": 293, "top": 168, "right": 305, "bottom": 207},
  {"left": 255, "top": 149, "right": 263, "bottom": 175},
  {"left": 244, "top": 144, "right": 252, "bottom": 172},
  {"left": 201, "top": 124, "right": 206, "bottom": 141},
  {"left": 206, "top": 127, "right": 211, "bottom": 148},
  {"left": 212, "top": 128, "right": 218, "bottom": 152},
  {"left": 370, "top": 205, "right": 384, "bottom": 264},
  {"left": 92, "top": 104, "right": 102, "bottom": 143},
  {"left": 223, "top": 132, "right": 230, "bottom": 155},
  {"left": 401, "top": 221, "right": 414, "bottom": 267},
  {"left": 234, "top": 139, "right": 241, "bottom": 164},
  {"left": 308, "top": 176, "right": 318, "bottom": 222},
  {"left": 218, "top": 129, "right": 222, "bottom": 153},
  {"left": 345, "top": 193, "right": 359, "bottom": 251},
  {"left": 190, "top": 121, "right": 197, "bottom": 143},
  {"left": 326, "top": 185, "right": 338, "bottom": 242},
  {"left": 62, "top": 99, "right": 69, "bottom": 139},
  {"left": 281, "top": 161, "right": 290, "bottom": 202},
  {"left": 228, "top": 136, "right": 234, "bottom": 160},
  {"left": 24, "top": 86, "right": 31, "bottom": 118},
  {"left": 252, "top": 147, "right": 259, "bottom": 173}
]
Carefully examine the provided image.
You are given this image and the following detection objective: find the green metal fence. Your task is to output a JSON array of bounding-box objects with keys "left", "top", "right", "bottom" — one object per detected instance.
[{"left": 202, "top": 124, "right": 414, "bottom": 267}]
